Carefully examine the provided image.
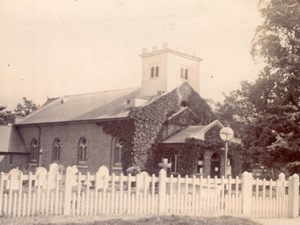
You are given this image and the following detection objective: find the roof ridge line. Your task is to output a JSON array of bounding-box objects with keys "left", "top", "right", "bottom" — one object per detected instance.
[{"left": 63, "top": 87, "right": 140, "bottom": 98}]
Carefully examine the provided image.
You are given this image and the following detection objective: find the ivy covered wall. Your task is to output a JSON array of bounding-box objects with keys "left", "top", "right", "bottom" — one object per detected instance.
[
  {"left": 155, "top": 137, "right": 243, "bottom": 177},
  {"left": 129, "top": 83, "right": 216, "bottom": 173},
  {"left": 102, "top": 83, "right": 240, "bottom": 175}
]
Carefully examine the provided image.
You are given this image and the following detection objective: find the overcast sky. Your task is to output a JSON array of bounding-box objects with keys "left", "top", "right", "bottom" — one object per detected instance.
[{"left": 0, "top": 0, "right": 263, "bottom": 110}]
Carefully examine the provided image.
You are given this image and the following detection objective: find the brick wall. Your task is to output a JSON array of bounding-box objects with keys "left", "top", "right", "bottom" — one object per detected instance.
[
  {"left": 18, "top": 122, "right": 113, "bottom": 173},
  {"left": 0, "top": 154, "right": 28, "bottom": 173}
]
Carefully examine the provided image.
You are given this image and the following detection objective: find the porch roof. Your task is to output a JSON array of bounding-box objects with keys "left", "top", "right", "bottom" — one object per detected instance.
[
  {"left": 162, "top": 120, "right": 241, "bottom": 144},
  {"left": 0, "top": 126, "right": 28, "bottom": 153},
  {"left": 162, "top": 125, "right": 206, "bottom": 143}
]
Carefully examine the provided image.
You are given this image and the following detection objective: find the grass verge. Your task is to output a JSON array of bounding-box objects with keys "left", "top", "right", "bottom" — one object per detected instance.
[{"left": 0, "top": 215, "right": 262, "bottom": 225}]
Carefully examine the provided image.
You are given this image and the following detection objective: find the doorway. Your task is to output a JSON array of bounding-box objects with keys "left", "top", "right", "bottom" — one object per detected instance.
[{"left": 210, "top": 152, "right": 220, "bottom": 178}]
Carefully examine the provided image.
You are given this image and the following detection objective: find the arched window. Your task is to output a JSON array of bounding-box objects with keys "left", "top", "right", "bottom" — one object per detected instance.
[
  {"left": 211, "top": 153, "right": 220, "bottom": 162},
  {"left": 52, "top": 138, "right": 61, "bottom": 162},
  {"left": 78, "top": 137, "right": 87, "bottom": 163},
  {"left": 197, "top": 154, "right": 204, "bottom": 174},
  {"left": 155, "top": 66, "right": 159, "bottom": 77},
  {"left": 170, "top": 154, "right": 178, "bottom": 173},
  {"left": 184, "top": 68, "right": 188, "bottom": 80},
  {"left": 30, "top": 138, "right": 39, "bottom": 163},
  {"left": 113, "top": 137, "right": 123, "bottom": 168},
  {"left": 151, "top": 67, "right": 154, "bottom": 78},
  {"left": 180, "top": 67, "right": 184, "bottom": 78}
]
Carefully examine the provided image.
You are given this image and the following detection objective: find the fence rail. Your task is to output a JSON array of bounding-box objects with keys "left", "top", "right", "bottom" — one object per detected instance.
[{"left": 0, "top": 163, "right": 299, "bottom": 218}]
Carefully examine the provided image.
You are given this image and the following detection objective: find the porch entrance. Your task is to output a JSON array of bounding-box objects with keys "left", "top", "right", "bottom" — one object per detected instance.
[{"left": 210, "top": 152, "right": 220, "bottom": 178}]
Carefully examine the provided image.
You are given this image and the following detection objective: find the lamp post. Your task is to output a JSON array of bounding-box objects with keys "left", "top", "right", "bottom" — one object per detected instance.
[{"left": 220, "top": 127, "right": 234, "bottom": 177}]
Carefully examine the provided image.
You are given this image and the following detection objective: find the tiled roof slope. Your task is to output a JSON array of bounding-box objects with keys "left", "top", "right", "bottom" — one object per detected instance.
[
  {"left": 0, "top": 126, "right": 27, "bottom": 153},
  {"left": 163, "top": 120, "right": 241, "bottom": 144},
  {"left": 163, "top": 125, "right": 206, "bottom": 143},
  {"left": 16, "top": 87, "right": 142, "bottom": 125}
]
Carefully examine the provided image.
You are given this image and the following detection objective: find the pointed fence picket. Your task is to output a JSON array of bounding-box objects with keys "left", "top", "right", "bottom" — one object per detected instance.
[
  {"left": 251, "top": 173, "right": 289, "bottom": 218},
  {"left": 0, "top": 165, "right": 299, "bottom": 218}
]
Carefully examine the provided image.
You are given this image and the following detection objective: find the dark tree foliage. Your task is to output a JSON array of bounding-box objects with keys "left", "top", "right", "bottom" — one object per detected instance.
[
  {"left": 14, "top": 97, "right": 38, "bottom": 117},
  {"left": 0, "top": 105, "right": 15, "bottom": 125},
  {"left": 0, "top": 105, "right": 10, "bottom": 125},
  {"left": 217, "top": 0, "right": 300, "bottom": 177},
  {"left": 0, "top": 98, "right": 38, "bottom": 124}
]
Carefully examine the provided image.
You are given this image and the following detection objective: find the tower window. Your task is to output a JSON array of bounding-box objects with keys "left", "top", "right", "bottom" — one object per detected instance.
[
  {"left": 180, "top": 67, "right": 184, "bottom": 78},
  {"left": 78, "top": 137, "right": 87, "bottom": 163},
  {"left": 52, "top": 138, "right": 61, "bottom": 162},
  {"left": 185, "top": 69, "right": 188, "bottom": 80},
  {"left": 151, "top": 67, "right": 155, "bottom": 78},
  {"left": 155, "top": 66, "right": 159, "bottom": 77},
  {"left": 180, "top": 67, "right": 188, "bottom": 80}
]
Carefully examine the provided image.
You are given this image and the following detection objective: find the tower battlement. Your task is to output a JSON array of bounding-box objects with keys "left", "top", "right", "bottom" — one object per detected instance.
[
  {"left": 141, "top": 43, "right": 201, "bottom": 61},
  {"left": 140, "top": 43, "right": 202, "bottom": 97}
]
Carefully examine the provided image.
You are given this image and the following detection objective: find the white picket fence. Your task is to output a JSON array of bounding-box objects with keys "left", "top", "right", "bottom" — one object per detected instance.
[{"left": 0, "top": 164, "right": 299, "bottom": 218}]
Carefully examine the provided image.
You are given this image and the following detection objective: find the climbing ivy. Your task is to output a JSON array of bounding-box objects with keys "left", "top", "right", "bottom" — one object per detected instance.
[
  {"left": 129, "top": 84, "right": 217, "bottom": 172},
  {"left": 103, "top": 83, "right": 221, "bottom": 175},
  {"left": 102, "top": 119, "right": 135, "bottom": 174},
  {"left": 155, "top": 138, "right": 243, "bottom": 177},
  {"left": 129, "top": 89, "right": 180, "bottom": 172}
]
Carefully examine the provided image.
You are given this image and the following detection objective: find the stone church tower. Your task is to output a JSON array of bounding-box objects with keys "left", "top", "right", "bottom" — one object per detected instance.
[{"left": 140, "top": 43, "right": 202, "bottom": 97}]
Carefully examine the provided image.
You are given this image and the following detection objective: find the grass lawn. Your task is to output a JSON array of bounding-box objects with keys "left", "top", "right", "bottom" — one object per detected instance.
[{"left": 0, "top": 215, "right": 263, "bottom": 225}]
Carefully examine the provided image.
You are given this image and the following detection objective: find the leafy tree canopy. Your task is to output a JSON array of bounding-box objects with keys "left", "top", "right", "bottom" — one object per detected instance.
[
  {"left": 0, "top": 98, "right": 38, "bottom": 124},
  {"left": 217, "top": 0, "right": 300, "bottom": 177},
  {"left": 14, "top": 97, "right": 38, "bottom": 117}
]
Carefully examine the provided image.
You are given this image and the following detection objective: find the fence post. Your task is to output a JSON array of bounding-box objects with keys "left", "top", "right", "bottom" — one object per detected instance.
[
  {"left": 288, "top": 173, "right": 299, "bottom": 218},
  {"left": 63, "top": 166, "right": 73, "bottom": 215},
  {"left": 242, "top": 171, "right": 253, "bottom": 216},
  {"left": 0, "top": 172, "right": 4, "bottom": 216},
  {"left": 158, "top": 169, "right": 167, "bottom": 214}
]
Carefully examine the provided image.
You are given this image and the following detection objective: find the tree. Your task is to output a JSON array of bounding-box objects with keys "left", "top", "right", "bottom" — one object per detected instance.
[
  {"left": 216, "top": 0, "right": 300, "bottom": 176},
  {"left": 14, "top": 97, "right": 38, "bottom": 117},
  {"left": 0, "top": 105, "right": 14, "bottom": 125},
  {"left": 0, "top": 105, "right": 7, "bottom": 124},
  {"left": 215, "top": 81, "right": 257, "bottom": 137},
  {"left": 251, "top": 0, "right": 300, "bottom": 175}
]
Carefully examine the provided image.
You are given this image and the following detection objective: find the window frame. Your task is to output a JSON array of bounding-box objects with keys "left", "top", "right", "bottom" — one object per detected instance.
[
  {"left": 155, "top": 66, "right": 159, "bottom": 77},
  {"left": 197, "top": 154, "right": 204, "bottom": 175},
  {"left": 112, "top": 137, "right": 123, "bottom": 169},
  {"left": 78, "top": 137, "right": 87, "bottom": 165},
  {"left": 150, "top": 66, "right": 155, "bottom": 78},
  {"left": 9, "top": 155, "right": 13, "bottom": 165},
  {"left": 170, "top": 154, "right": 178, "bottom": 174},
  {"left": 184, "top": 68, "right": 188, "bottom": 80},
  {"left": 29, "top": 138, "right": 39, "bottom": 164},
  {"left": 180, "top": 67, "right": 184, "bottom": 78},
  {"left": 52, "top": 138, "right": 61, "bottom": 162}
]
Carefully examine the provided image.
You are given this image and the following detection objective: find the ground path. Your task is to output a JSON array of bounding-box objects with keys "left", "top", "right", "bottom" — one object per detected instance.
[
  {"left": 1, "top": 215, "right": 300, "bottom": 225},
  {"left": 254, "top": 217, "right": 300, "bottom": 225}
]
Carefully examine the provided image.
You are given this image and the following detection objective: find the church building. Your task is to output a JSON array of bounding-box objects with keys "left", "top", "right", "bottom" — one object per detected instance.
[{"left": 0, "top": 44, "right": 241, "bottom": 177}]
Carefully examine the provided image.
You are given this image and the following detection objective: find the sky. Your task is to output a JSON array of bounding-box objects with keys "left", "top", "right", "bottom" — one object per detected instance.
[{"left": 0, "top": 0, "right": 263, "bottom": 110}]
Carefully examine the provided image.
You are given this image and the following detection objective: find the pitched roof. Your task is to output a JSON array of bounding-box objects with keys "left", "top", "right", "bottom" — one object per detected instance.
[
  {"left": 162, "top": 125, "right": 207, "bottom": 143},
  {"left": 16, "top": 87, "right": 143, "bottom": 125},
  {"left": 0, "top": 126, "right": 27, "bottom": 153},
  {"left": 163, "top": 120, "right": 241, "bottom": 144}
]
